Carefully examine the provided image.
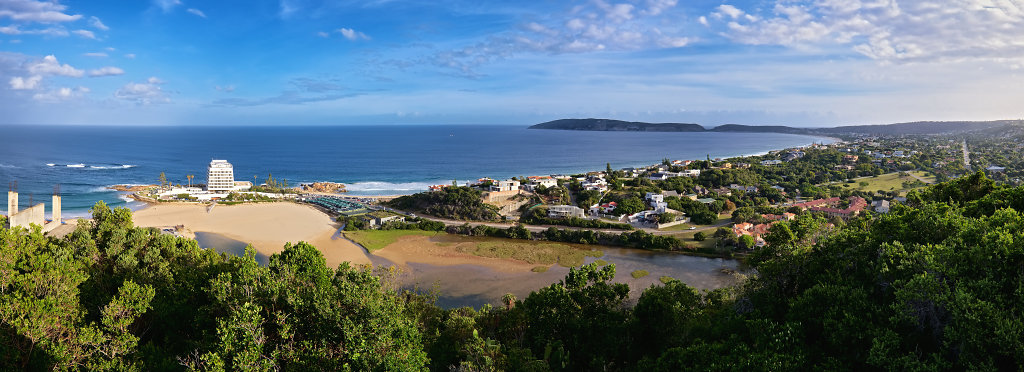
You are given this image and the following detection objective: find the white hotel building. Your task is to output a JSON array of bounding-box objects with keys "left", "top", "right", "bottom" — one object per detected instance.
[{"left": 207, "top": 160, "right": 235, "bottom": 192}]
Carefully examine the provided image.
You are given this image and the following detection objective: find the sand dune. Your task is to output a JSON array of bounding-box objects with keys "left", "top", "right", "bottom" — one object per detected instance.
[{"left": 133, "top": 202, "right": 372, "bottom": 267}]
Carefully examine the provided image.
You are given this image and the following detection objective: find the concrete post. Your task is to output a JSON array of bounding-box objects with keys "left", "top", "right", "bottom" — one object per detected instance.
[
  {"left": 7, "top": 191, "right": 17, "bottom": 215},
  {"left": 51, "top": 195, "right": 61, "bottom": 225}
]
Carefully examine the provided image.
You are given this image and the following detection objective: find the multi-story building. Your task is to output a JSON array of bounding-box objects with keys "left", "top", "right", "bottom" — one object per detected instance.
[{"left": 207, "top": 160, "right": 235, "bottom": 192}]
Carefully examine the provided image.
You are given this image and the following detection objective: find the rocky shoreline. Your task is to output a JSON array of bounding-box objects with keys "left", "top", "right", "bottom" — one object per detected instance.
[{"left": 108, "top": 184, "right": 158, "bottom": 192}]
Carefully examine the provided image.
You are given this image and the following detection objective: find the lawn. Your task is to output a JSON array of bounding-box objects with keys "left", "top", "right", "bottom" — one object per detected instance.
[
  {"left": 838, "top": 172, "right": 932, "bottom": 193},
  {"left": 659, "top": 213, "right": 732, "bottom": 232},
  {"left": 458, "top": 239, "right": 604, "bottom": 267},
  {"left": 342, "top": 229, "right": 440, "bottom": 251}
]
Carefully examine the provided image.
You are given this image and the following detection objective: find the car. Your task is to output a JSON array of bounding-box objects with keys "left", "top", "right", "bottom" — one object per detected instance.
[{"left": 689, "top": 226, "right": 696, "bottom": 230}]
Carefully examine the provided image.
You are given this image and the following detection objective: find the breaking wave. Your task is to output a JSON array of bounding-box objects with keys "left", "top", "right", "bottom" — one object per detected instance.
[{"left": 343, "top": 181, "right": 445, "bottom": 195}]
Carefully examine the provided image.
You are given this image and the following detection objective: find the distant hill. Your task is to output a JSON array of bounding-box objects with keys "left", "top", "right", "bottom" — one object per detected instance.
[
  {"left": 529, "top": 118, "right": 1020, "bottom": 136},
  {"left": 529, "top": 118, "right": 704, "bottom": 132}
]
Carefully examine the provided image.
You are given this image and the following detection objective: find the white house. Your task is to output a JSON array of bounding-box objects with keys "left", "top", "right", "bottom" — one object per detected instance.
[
  {"left": 548, "top": 205, "right": 585, "bottom": 219},
  {"left": 490, "top": 179, "right": 521, "bottom": 192},
  {"left": 760, "top": 160, "right": 783, "bottom": 166}
]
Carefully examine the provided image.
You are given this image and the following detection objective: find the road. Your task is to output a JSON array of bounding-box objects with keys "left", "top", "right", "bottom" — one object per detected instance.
[
  {"left": 383, "top": 207, "right": 731, "bottom": 236},
  {"left": 962, "top": 139, "right": 971, "bottom": 171}
]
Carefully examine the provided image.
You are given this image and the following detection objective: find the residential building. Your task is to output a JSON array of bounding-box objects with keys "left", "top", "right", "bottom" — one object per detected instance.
[
  {"left": 872, "top": 200, "right": 891, "bottom": 213},
  {"left": 524, "top": 176, "right": 558, "bottom": 191},
  {"left": 490, "top": 179, "right": 521, "bottom": 192},
  {"left": 761, "top": 160, "right": 783, "bottom": 166},
  {"left": 548, "top": 205, "right": 585, "bottom": 219},
  {"left": 206, "top": 160, "right": 235, "bottom": 192}
]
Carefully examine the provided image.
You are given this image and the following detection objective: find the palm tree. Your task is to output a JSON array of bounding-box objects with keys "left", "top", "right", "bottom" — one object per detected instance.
[
  {"left": 501, "top": 293, "right": 517, "bottom": 310},
  {"left": 186, "top": 174, "right": 194, "bottom": 188}
]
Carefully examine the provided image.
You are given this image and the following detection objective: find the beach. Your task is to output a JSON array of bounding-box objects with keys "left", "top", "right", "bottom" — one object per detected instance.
[
  {"left": 131, "top": 201, "right": 537, "bottom": 272},
  {"left": 132, "top": 202, "right": 373, "bottom": 267}
]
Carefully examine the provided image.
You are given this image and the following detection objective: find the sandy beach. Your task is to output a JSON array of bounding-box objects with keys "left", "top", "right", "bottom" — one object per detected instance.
[{"left": 133, "top": 202, "right": 372, "bottom": 267}]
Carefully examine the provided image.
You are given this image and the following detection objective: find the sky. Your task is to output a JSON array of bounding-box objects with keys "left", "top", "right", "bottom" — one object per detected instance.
[{"left": 2, "top": 0, "right": 1024, "bottom": 126}]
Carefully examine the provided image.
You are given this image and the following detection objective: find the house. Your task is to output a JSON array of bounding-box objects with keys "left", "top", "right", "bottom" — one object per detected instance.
[
  {"left": 762, "top": 213, "right": 796, "bottom": 221},
  {"left": 646, "top": 192, "right": 667, "bottom": 213},
  {"left": 581, "top": 177, "right": 608, "bottom": 191},
  {"left": 711, "top": 187, "right": 732, "bottom": 196},
  {"left": 428, "top": 184, "right": 450, "bottom": 192},
  {"left": 986, "top": 166, "right": 1006, "bottom": 173},
  {"left": 524, "top": 176, "right": 558, "bottom": 191},
  {"left": 736, "top": 163, "right": 751, "bottom": 169},
  {"left": 795, "top": 196, "right": 867, "bottom": 220},
  {"left": 696, "top": 198, "right": 716, "bottom": 204},
  {"left": 733, "top": 221, "right": 778, "bottom": 247},
  {"left": 729, "top": 184, "right": 757, "bottom": 193},
  {"left": 843, "top": 155, "right": 859, "bottom": 163},
  {"left": 490, "top": 179, "right": 520, "bottom": 192},
  {"left": 362, "top": 211, "right": 405, "bottom": 228},
  {"left": 589, "top": 202, "right": 617, "bottom": 216},
  {"left": 548, "top": 205, "right": 585, "bottom": 219},
  {"left": 872, "top": 200, "right": 891, "bottom": 213},
  {"left": 681, "top": 169, "right": 701, "bottom": 177},
  {"left": 761, "top": 160, "right": 783, "bottom": 166},
  {"left": 834, "top": 165, "right": 855, "bottom": 171}
]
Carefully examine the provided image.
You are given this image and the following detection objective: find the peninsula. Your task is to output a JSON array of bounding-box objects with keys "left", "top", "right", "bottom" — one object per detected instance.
[{"left": 530, "top": 118, "right": 1021, "bottom": 136}]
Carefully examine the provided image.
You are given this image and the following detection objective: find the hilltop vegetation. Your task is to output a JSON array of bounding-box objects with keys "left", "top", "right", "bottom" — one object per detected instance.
[
  {"left": 530, "top": 118, "right": 1022, "bottom": 136},
  {"left": 1, "top": 173, "right": 1023, "bottom": 370},
  {"left": 385, "top": 186, "right": 501, "bottom": 221}
]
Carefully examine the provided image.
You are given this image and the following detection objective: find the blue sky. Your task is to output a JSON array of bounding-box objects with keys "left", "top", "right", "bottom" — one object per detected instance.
[{"left": 2, "top": 0, "right": 1024, "bottom": 126}]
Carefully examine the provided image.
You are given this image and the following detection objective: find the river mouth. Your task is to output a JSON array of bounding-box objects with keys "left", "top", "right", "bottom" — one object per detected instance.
[
  {"left": 387, "top": 246, "right": 743, "bottom": 309},
  {"left": 193, "top": 231, "right": 743, "bottom": 309}
]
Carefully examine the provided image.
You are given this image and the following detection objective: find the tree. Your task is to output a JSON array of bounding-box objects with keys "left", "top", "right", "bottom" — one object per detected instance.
[
  {"left": 737, "top": 234, "right": 756, "bottom": 249},
  {"left": 617, "top": 197, "right": 646, "bottom": 216},
  {"left": 158, "top": 172, "right": 167, "bottom": 188},
  {"left": 694, "top": 231, "right": 706, "bottom": 241}
]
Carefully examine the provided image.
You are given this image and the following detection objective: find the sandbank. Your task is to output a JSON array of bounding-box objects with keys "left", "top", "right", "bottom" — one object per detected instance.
[
  {"left": 133, "top": 202, "right": 372, "bottom": 267},
  {"left": 371, "top": 235, "right": 540, "bottom": 273}
]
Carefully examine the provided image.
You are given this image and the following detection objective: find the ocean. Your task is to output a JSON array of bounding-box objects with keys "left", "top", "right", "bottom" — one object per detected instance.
[{"left": 0, "top": 124, "right": 834, "bottom": 217}]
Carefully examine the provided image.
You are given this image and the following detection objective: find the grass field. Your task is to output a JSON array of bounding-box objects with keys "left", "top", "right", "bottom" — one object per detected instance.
[
  {"left": 837, "top": 171, "right": 934, "bottom": 194},
  {"left": 342, "top": 230, "right": 440, "bottom": 251},
  {"left": 631, "top": 270, "right": 650, "bottom": 278},
  {"left": 458, "top": 239, "right": 604, "bottom": 267},
  {"left": 659, "top": 213, "right": 732, "bottom": 232}
]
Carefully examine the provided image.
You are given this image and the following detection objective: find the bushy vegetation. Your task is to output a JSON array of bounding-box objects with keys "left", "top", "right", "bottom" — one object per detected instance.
[
  {"left": 3, "top": 173, "right": 1023, "bottom": 370},
  {"left": 386, "top": 186, "right": 501, "bottom": 221},
  {"left": 521, "top": 206, "right": 633, "bottom": 230}
]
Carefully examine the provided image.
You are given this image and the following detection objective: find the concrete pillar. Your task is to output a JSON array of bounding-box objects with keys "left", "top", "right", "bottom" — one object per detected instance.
[
  {"left": 7, "top": 191, "right": 17, "bottom": 216},
  {"left": 51, "top": 195, "right": 61, "bottom": 225}
]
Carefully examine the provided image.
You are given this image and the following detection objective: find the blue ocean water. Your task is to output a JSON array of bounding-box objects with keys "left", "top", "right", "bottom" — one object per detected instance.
[{"left": 0, "top": 124, "right": 833, "bottom": 217}]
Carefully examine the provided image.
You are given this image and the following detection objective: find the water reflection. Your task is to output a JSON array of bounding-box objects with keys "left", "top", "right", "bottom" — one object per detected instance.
[
  {"left": 193, "top": 231, "right": 269, "bottom": 266},
  {"left": 396, "top": 247, "right": 743, "bottom": 309}
]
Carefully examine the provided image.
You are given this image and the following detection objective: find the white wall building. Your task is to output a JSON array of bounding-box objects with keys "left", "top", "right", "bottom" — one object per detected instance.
[{"left": 207, "top": 160, "right": 235, "bottom": 192}]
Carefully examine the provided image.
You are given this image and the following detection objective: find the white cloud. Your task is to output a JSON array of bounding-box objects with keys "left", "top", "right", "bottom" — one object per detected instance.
[
  {"left": 215, "top": 84, "right": 235, "bottom": 92},
  {"left": 153, "top": 0, "right": 182, "bottom": 12},
  {"left": 124, "top": 53, "right": 136, "bottom": 59},
  {"left": 83, "top": 52, "right": 108, "bottom": 57},
  {"left": 6, "top": 55, "right": 82, "bottom": 92},
  {"left": 32, "top": 86, "right": 88, "bottom": 101},
  {"left": 9, "top": 75, "right": 41, "bottom": 90},
  {"left": 116, "top": 77, "right": 170, "bottom": 104},
  {"left": 317, "top": 31, "right": 329, "bottom": 38},
  {"left": 0, "top": 24, "right": 69, "bottom": 37},
  {"left": 88, "top": 66, "right": 124, "bottom": 77},
  {"left": 0, "top": 0, "right": 81, "bottom": 23},
  {"left": 708, "top": 0, "right": 1024, "bottom": 64},
  {"left": 28, "top": 55, "right": 82, "bottom": 77},
  {"left": 89, "top": 16, "right": 108, "bottom": 30},
  {"left": 338, "top": 27, "right": 370, "bottom": 41},
  {"left": 72, "top": 29, "right": 95, "bottom": 39},
  {"left": 715, "top": 4, "right": 744, "bottom": 20},
  {"left": 186, "top": 8, "right": 206, "bottom": 18}
]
